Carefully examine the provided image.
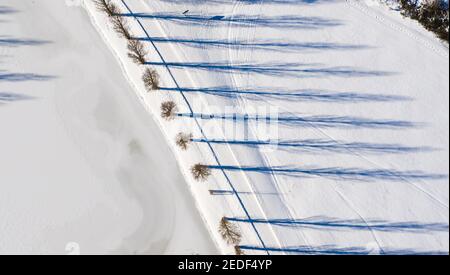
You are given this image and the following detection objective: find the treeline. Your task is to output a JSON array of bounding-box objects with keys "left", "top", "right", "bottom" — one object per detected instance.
[{"left": 399, "top": 0, "right": 449, "bottom": 42}]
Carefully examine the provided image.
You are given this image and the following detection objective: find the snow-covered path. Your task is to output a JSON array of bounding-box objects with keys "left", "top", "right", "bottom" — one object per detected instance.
[{"left": 0, "top": 0, "right": 217, "bottom": 254}]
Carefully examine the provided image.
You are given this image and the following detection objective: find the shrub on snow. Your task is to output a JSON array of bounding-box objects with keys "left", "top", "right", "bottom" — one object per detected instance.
[
  {"left": 176, "top": 132, "right": 193, "bottom": 150},
  {"left": 219, "top": 217, "right": 242, "bottom": 245},
  {"left": 191, "top": 164, "right": 211, "bottom": 181},
  {"left": 142, "top": 68, "right": 160, "bottom": 91},
  {"left": 160, "top": 101, "right": 177, "bottom": 120},
  {"left": 94, "top": 0, "right": 118, "bottom": 17},
  {"left": 111, "top": 15, "right": 132, "bottom": 40},
  {"left": 127, "top": 39, "right": 147, "bottom": 65}
]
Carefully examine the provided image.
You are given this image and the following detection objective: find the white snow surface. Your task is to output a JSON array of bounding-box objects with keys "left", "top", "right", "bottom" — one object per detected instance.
[
  {"left": 0, "top": 0, "right": 217, "bottom": 255},
  {"left": 82, "top": 0, "right": 447, "bottom": 255},
  {"left": 1, "top": 0, "right": 448, "bottom": 255}
]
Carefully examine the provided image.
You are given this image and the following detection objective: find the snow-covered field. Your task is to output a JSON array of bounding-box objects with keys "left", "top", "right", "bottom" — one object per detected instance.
[
  {"left": 1, "top": 0, "right": 448, "bottom": 255},
  {"left": 0, "top": 0, "right": 217, "bottom": 255}
]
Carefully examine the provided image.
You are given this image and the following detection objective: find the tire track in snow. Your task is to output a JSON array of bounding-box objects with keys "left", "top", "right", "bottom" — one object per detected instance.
[
  {"left": 129, "top": 0, "right": 272, "bottom": 253},
  {"left": 247, "top": 95, "right": 388, "bottom": 252},
  {"left": 223, "top": 1, "right": 390, "bottom": 253},
  {"left": 219, "top": 0, "right": 287, "bottom": 253},
  {"left": 263, "top": 101, "right": 449, "bottom": 211},
  {"left": 226, "top": 0, "right": 314, "bottom": 254},
  {"left": 224, "top": 0, "right": 447, "bottom": 252}
]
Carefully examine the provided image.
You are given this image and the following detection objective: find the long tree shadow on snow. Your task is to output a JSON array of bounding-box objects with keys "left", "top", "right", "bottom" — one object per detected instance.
[
  {"left": 0, "top": 71, "right": 55, "bottom": 82},
  {"left": 146, "top": 61, "right": 393, "bottom": 78},
  {"left": 0, "top": 36, "right": 51, "bottom": 47},
  {"left": 226, "top": 217, "right": 449, "bottom": 233},
  {"left": 191, "top": 138, "right": 434, "bottom": 155},
  {"left": 0, "top": 92, "right": 34, "bottom": 103},
  {"left": 238, "top": 245, "right": 448, "bottom": 255},
  {"left": 207, "top": 165, "right": 446, "bottom": 182},
  {"left": 0, "top": 5, "right": 17, "bottom": 24},
  {"left": 0, "top": 5, "right": 16, "bottom": 15},
  {"left": 136, "top": 36, "right": 370, "bottom": 53},
  {"left": 121, "top": 12, "right": 342, "bottom": 29},
  {"left": 161, "top": 87, "right": 409, "bottom": 103},
  {"left": 177, "top": 112, "right": 417, "bottom": 129}
]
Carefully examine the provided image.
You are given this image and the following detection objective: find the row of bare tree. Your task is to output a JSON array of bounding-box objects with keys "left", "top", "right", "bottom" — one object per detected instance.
[
  {"left": 94, "top": 0, "right": 243, "bottom": 255},
  {"left": 94, "top": 0, "right": 160, "bottom": 91}
]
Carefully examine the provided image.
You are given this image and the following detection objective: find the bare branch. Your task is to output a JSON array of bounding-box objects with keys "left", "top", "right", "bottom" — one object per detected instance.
[
  {"left": 176, "top": 132, "right": 193, "bottom": 150},
  {"left": 161, "top": 101, "right": 177, "bottom": 120},
  {"left": 142, "top": 68, "right": 160, "bottom": 91},
  {"left": 127, "top": 39, "right": 147, "bottom": 65},
  {"left": 219, "top": 217, "right": 242, "bottom": 245},
  {"left": 191, "top": 164, "right": 211, "bottom": 181},
  {"left": 110, "top": 15, "right": 132, "bottom": 40},
  {"left": 93, "top": 0, "right": 118, "bottom": 17}
]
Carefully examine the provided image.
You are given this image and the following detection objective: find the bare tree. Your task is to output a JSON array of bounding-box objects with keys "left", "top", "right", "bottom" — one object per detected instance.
[
  {"left": 110, "top": 15, "right": 132, "bottom": 40},
  {"left": 219, "top": 217, "right": 242, "bottom": 245},
  {"left": 176, "top": 132, "right": 193, "bottom": 150},
  {"left": 234, "top": 246, "right": 245, "bottom": 256},
  {"left": 160, "top": 101, "right": 177, "bottom": 120},
  {"left": 94, "top": 0, "right": 118, "bottom": 17},
  {"left": 127, "top": 39, "right": 147, "bottom": 65},
  {"left": 142, "top": 68, "right": 160, "bottom": 91},
  {"left": 191, "top": 164, "right": 211, "bottom": 181}
]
